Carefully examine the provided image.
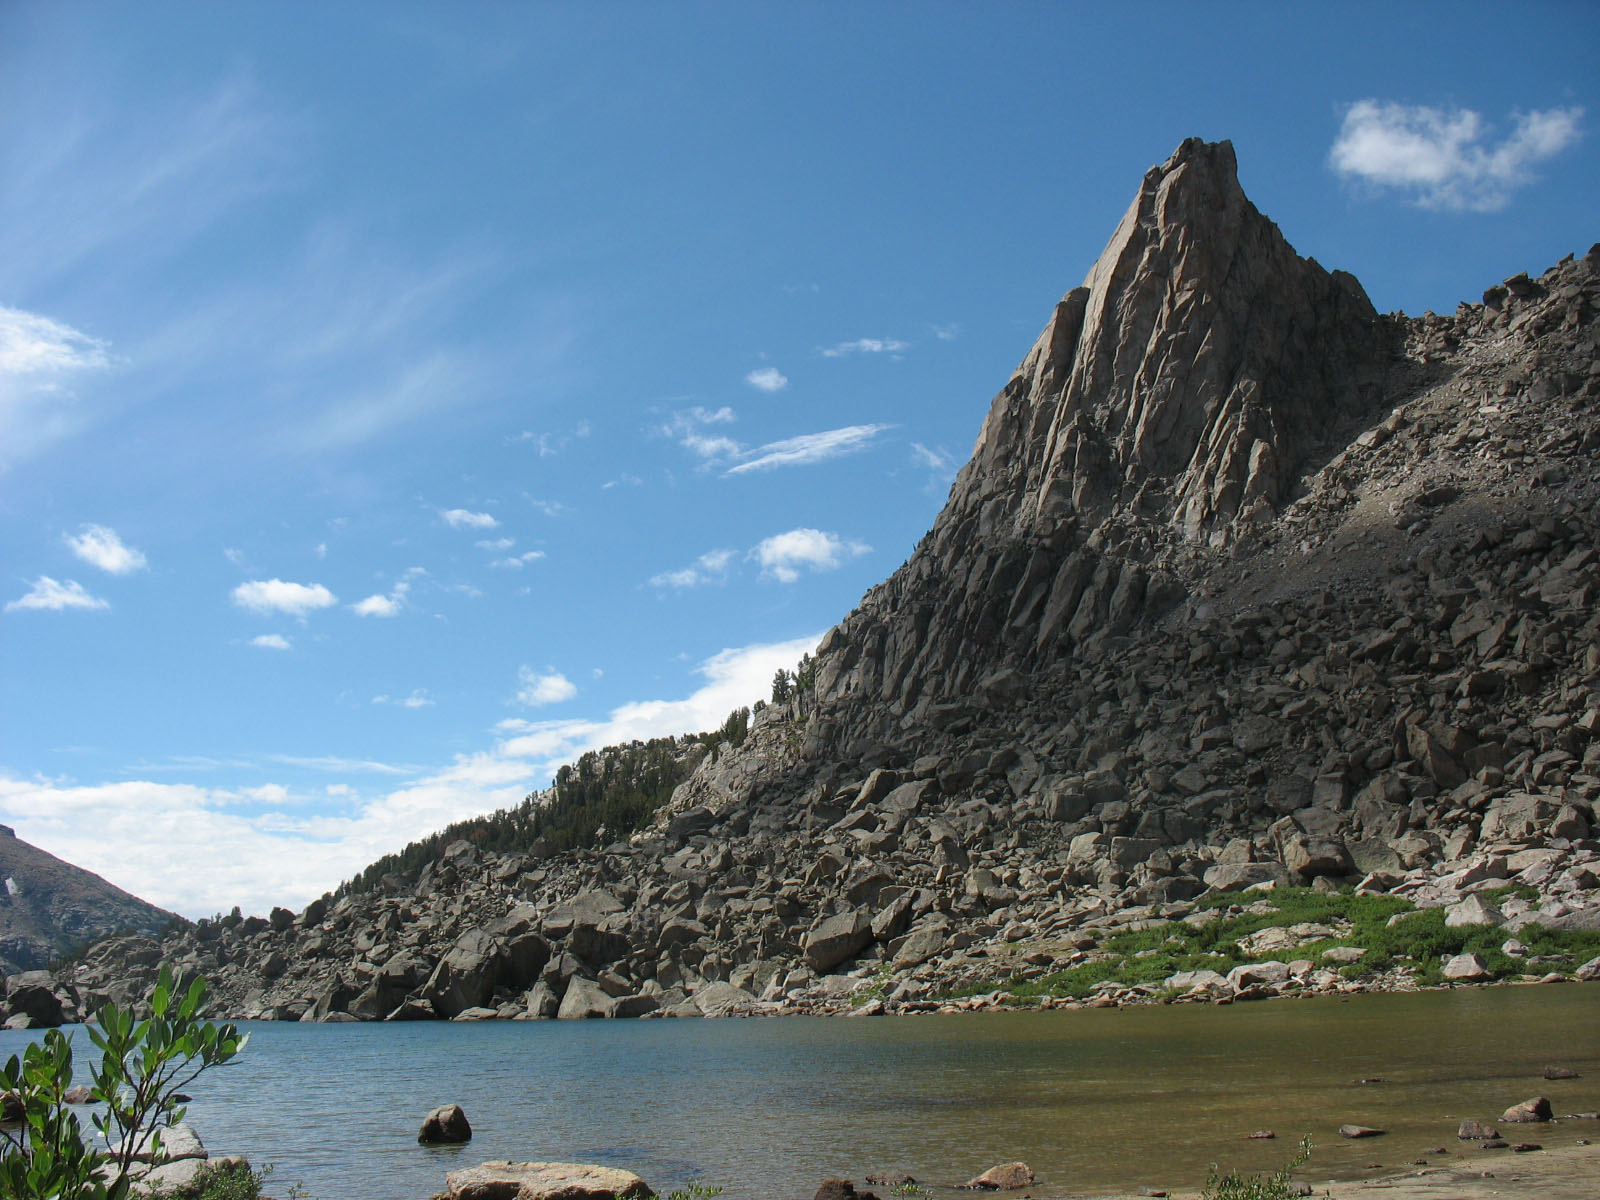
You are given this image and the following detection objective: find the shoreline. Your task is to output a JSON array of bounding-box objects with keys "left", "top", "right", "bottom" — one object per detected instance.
[{"left": 1090, "top": 1140, "right": 1600, "bottom": 1200}]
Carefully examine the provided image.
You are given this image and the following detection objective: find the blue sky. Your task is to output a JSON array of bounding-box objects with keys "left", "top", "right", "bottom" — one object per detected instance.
[{"left": 2, "top": 2, "right": 1595, "bottom": 917}]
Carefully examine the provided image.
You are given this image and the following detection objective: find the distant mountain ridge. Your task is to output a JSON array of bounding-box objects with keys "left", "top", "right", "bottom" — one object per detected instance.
[{"left": 0, "top": 825, "right": 178, "bottom": 974}]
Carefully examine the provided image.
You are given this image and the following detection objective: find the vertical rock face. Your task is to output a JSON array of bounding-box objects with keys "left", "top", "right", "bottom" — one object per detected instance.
[{"left": 814, "top": 139, "right": 1397, "bottom": 723}]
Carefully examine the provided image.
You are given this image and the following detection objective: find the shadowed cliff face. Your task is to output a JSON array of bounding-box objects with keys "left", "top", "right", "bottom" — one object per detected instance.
[{"left": 814, "top": 139, "right": 1398, "bottom": 722}]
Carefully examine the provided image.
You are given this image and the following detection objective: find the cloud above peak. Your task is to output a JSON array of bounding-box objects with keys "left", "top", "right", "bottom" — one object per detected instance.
[
  {"left": 1330, "top": 100, "right": 1583, "bottom": 211},
  {"left": 724, "top": 423, "right": 892, "bottom": 475},
  {"left": 65, "top": 524, "right": 147, "bottom": 574},
  {"left": 752, "top": 528, "right": 871, "bottom": 583}
]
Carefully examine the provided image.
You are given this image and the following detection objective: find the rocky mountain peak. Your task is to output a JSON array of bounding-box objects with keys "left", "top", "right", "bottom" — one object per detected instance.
[
  {"left": 812, "top": 138, "right": 1400, "bottom": 725},
  {"left": 958, "top": 136, "right": 1390, "bottom": 550}
]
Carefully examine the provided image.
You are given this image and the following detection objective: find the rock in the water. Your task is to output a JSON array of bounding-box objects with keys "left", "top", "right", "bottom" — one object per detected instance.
[
  {"left": 1543, "top": 1066, "right": 1580, "bottom": 1080},
  {"left": 815, "top": 1181, "right": 881, "bottom": 1200},
  {"left": 1458, "top": 1119, "right": 1499, "bottom": 1140},
  {"left": 960, "top": 1162, "right": 1035, "bottom": 1189},
  {"left": 1502, "top": 1096, "right": 1552, "bottom": 1123},
  {"left": 442, "top": 1161, "right": 652, "bottom": 1200},
  {"left": 1339, "top": 1125, "right": 1386, "bottom": 1139},
  {"left": 419, "top": 1103, "right": 473, "bottom": 1144},
  {"left": 63, "top": 1085, "right": 94, "bottom": 1104}
]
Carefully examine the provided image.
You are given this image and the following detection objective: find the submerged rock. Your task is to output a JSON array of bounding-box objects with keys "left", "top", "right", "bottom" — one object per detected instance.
[{"left": 418, "top": 1104, "right": 472, "bottom": 1145}]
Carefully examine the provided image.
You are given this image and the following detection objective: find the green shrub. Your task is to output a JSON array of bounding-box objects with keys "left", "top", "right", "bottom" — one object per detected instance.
[
  {"left": 0, "top": 967, "right": 247, "bottom": 1200},
  {"left": 1203, "top": 1135, "right": 1313, "bottom": 1200}
]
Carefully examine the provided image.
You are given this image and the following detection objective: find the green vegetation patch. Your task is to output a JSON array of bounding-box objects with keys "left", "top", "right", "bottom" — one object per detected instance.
[{"left": 941, "top": 886, "right": 1600, "bottom": 1001}]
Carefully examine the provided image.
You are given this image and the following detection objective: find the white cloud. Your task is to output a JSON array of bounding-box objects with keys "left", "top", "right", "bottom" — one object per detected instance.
[
  {"left": 441, "top": 508, "right": 498, "bottom": 529},
  {"left": 231, "top": 579, "right": 337, "bottom": 617},
  {"left": 1330, "top": 100, "right": 1584, "bottom": 211},
  {"left": 752, "top": 528, "right": 871, "bottom": 582},
  {"left": 820, "top": 337, "right": 909, "bottom": 358},
  {"left": 683, "top": 433, "right": 743, "bottom": 459},
  {"left": 350, "top": 576, "right": 412, "bottom": 617},
  {"left": 725, "top": 423, "right": 893, "bottom": 475},
  {"left": 491, "top": 551, "right": 545, "bottom": 569},
  {"left": 65, "top": 524, "right": 148, "bottom": 574},
  {"left": 250, "top": 633, "right": 291, "bottom": 650},
  {"left": 373, "top": 690, "right": 433, "bottom": 708},
  {"left": 931, "top": 323, "right": 960, "bottom": 341},
  {"left": 498, "top": 633, "right": 821, "bottom": 775},
  {"left": 911, "top": 442, "right": 956, "bottom": 474},
  {"left": 524, "top": 497, "right": 571, "bottom": 518},
  {"left": 476, "top": 537, "right": 515, "bottom": 551},
  {"left": 0, "top": 633, "right": 821, "bottom": 915},
  {"left": 313, "top": 542, "right": 327, "bottom": 559},
  {"left": 223, "top": 547, "right": 247, "bottom": 568},
  {"left": 516, "top": 667, "right": 577, "bottom": 707},
  {"left": 0, "top": 305, "right": 113, "bottom": 467},
  {"left": 745, "top": 367, "right": 788, "bottom": 392},
  {"left": 0, "top": 755, "right": 533, "bottom": 916},
  {"left": 351, "top": 593, "right": 401, "bottom": 618},
  {"left": 649, "top": 548, "right": 736, "bottom": 589},
  {"left": 509, "top": 421, "right": 593, "bottom": 457},
  {"left": 267, "top": 754, "right": 415, "bottom": 775},
  {"left": 5, "top": 576, "right": 109, "bottom": 613}
]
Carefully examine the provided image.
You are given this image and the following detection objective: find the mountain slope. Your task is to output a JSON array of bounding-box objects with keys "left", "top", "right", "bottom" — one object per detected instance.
[
  {"left": 0, "top": 825, "right": 178, "bottom": 975},
  {"left": 66, "top": 139, "right": 1600, "bottom": 1021}
]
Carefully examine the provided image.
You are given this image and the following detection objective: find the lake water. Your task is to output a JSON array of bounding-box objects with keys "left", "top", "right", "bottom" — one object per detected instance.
[{"left": 6, "top": 985, "right": 1598, "bottom": 1200}]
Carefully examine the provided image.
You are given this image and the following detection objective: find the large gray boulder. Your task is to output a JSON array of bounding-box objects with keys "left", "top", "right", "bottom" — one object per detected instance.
[
  {"left": 804, "top": 909, "right": 873, "bottom": 973},
  {"left": 424, "top": 930, "right": 507, "bottom": 1019},
  {"left": 556, "top": 977, "right": 617, "bottom": 1020},
  {"left": 442, "top": 1162, "right": 652, "bottom": 1200}
]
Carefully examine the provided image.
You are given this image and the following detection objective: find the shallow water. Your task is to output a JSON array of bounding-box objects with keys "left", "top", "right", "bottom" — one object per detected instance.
[{"left": 6, "top": 985, "right": 1598, "bottom": 1200}]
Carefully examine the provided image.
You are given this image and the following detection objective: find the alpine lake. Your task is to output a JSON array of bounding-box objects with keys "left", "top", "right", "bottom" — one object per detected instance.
[{"left": 4, "top": 984, "right": 1597, "bottom": 1200}]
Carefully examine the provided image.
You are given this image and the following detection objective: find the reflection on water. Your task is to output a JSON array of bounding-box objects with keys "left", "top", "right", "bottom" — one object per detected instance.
[{"left": 5, "top": 985, "right": 1597, "bottom": 1200}]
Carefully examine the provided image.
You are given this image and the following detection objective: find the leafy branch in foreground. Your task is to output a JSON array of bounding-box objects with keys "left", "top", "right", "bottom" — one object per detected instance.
[
  {"left": 1203, "top": 1134, "right": 1313, "bottom": 1200},
  {"left": 0, "top": 967, "right": 247, "bottom": 1200}
]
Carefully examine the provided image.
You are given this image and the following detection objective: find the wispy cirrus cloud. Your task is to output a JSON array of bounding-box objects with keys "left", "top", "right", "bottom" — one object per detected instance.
[
  {"left": 6, "top": 576, "right": 109, "bottom": 613},
  {"left": 752, "top": 528, "right": 871, "bottom": 583},
  {"left": 232, "top": 578, "right": 337, "bottom": 617},
  {"left": 1330, "top": 100, "right": 1583, "bottom": 211},
  {"left": 820, "top": 337, "right": 908, "bottom": 358},
  {"left": 373, "top": 689, "right": 433, "bottom": 708},
  {"left": 65, "top": 524, "right": 147, "bottom": 574},
  {"left": 725, "top": 423, "right": 893, "bottom": 475},
  {"left": 0, "top": 306, "right": 114, "bottom": 468},
  {"left": 649, "top": 548, "right": 737, "bottom": 589},
  {"left": 491, "top": 550, "right": 545, "bottom": 569}
]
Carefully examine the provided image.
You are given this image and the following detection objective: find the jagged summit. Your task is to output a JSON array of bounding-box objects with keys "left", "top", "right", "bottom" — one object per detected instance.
[
  {"left": 815, "top": 138, "right": 1398, "bottom": 720},
  {"left": 998, "top": 137, "right": 1388, "bottom": 541}
]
